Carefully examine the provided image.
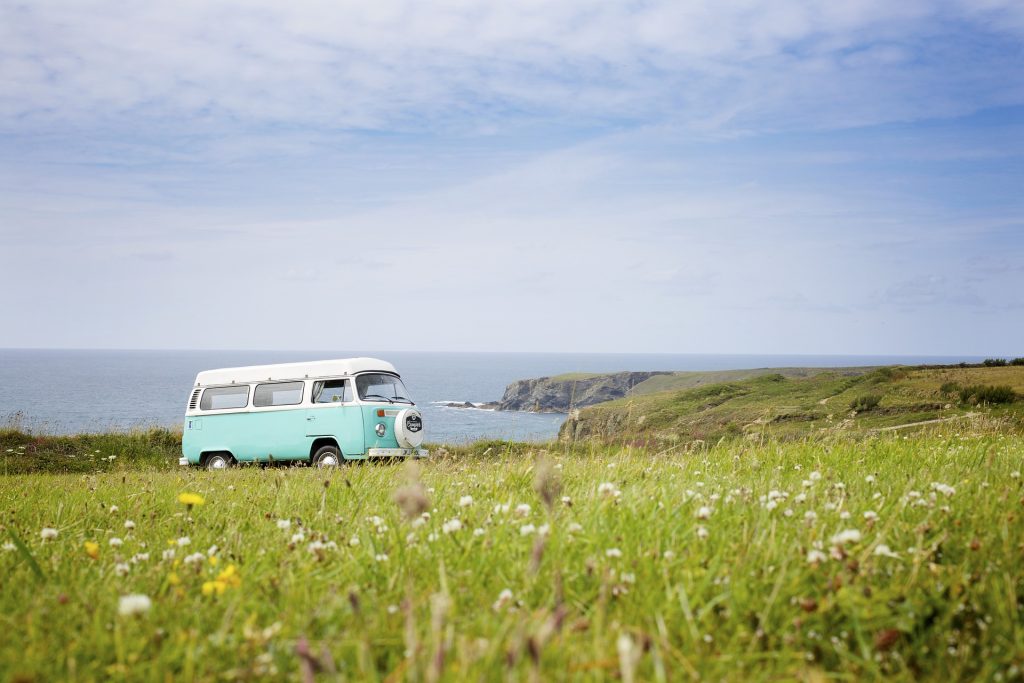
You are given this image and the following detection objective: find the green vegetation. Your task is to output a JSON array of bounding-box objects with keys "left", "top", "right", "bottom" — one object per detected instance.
[
  {"left": 562, "top": 365, "right": 1024, "bottom": 444},
  {"left": 1, "top": 429, "right": 1023, "bottom": 681},
  {"left": 958, "top": 384, "right": 1018, "bottom": 405},
  {"left": 0, "top": 427, "right": 182, "bottom": 475}
]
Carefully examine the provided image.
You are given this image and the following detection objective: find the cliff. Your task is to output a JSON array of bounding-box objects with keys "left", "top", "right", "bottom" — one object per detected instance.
[{"left": 496, "top": 371, "right": 670, "bottom": 412}]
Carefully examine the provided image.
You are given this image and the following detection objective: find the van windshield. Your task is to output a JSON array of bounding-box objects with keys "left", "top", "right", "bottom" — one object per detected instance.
[{"left": 356, "top": 373, "right": 413, "bottom": 404}]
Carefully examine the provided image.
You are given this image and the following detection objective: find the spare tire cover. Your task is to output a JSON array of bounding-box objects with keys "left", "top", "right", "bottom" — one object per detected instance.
[{"left": 394, "top": 408, "right": 424, "bottom": 448}]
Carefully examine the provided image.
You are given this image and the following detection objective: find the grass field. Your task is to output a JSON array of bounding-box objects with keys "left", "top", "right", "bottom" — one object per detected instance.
[{"left": 2, "top": 428, "right": 1023, "bottom": 681}]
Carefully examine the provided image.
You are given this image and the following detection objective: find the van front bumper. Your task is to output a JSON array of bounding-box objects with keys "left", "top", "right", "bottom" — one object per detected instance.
[
  {"left": 178, "top": 457, "right": 189, "bottom": 466},
  {"left": 367, "top": 448, "right": 429, "bottom": 458}
]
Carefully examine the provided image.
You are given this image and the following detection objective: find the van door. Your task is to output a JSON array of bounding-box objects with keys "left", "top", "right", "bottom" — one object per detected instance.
[{"left": 306, "top": 379, "right": 365, "bottom": 457}]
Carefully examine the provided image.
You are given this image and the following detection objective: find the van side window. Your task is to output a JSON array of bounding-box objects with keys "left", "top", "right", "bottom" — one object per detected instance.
[
  {"left": 253, "top": 381, "right": 304, "bottom": 407},
  {"left": 200, "top": 385, "right": 249, "bottom": 410},
  {"left": 312, "top": 379, "right": 352, "bottom": 403}
]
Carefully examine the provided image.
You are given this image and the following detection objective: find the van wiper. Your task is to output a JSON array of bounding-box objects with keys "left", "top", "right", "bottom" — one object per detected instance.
[
  {"left": 362, "top": 394, "right": 394, "bottom": 403},
  {"left": 391, "top": 397, "right": 413, "bottom": 404}
]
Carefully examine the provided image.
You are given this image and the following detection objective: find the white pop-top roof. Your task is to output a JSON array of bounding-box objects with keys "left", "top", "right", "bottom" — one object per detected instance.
[{"left": 194, "top": 357, "right": 398, "bottom": 387}]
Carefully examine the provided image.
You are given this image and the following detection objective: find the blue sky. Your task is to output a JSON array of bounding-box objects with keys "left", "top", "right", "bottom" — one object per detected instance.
[{"left": 1, "top": 0, "right": 1022, "bottom": 354}]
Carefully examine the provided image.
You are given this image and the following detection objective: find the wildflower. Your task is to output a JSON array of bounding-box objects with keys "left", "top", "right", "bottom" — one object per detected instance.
[
  {"left": 794, "top": 493, "right": 807, "bottom": 504},
  {"left": 442, "top": 518, "right": 462, "bottom": 534},
  {"left": 804, "top": 510, "right": 817, "bottom": 522},
  {"left": 597, "top": 482, "right": 621, "bottom": 499},
  {"left": 84, "top": 541, "right": 100, "bottom": 559},
  {"left": 1012, "top": 471, "right": 1021, "bottom": 479},
  {"left": 515, "top": 504, "right": 532, "bottom": 517},
  {"left": 202, "top": 581, "right": 226, "bottom": 596},
  {"left": 124, "top": 520, "right": 135, "bottom": 531},
  {"left": 519, "top": 523, "right": 536, "bottom": 536},
  {"left": 830, "top": 529, "right": 862, "bottom": 546},
  {"left": 696, "top": 506, "right": 712, "bottom": 520},
  {"left": 40, "top": 527, "right": 58, "bottom": 541},
  {"left": 375, "top": 553, "right": 389, "bottom": 562},
  {"left": 606, "top": 548, "right": 622, "bottom": 558},
  {"left": 567, "top": 522, "right": 583, "bottom": 533},
  {"left": 168, "top": 572, "right": 181, "bottom": 586},
  {"left": 1, "top": 542, "right": 13, "bottom": 553},
  {"left": 473, "top": 528, "right": 485, "bottom": 537},
  {"left": 931, "top": 482, "right": 956, "bottom": 497},
  {"left": 561, "top": 495, "right": 572, "bottom": 506},
  {"left": 131, "top": 553, "right": 149, "bottom": 564},
  {"left": 696, "top": 525, "right": 709, "bottom": 540},
  {"left": 806, "top": 549, "right": 828, "bottom": 565},
  {"left": 809, "top": 471, "right": 822, "bottom": 482},
  {"left": 207, "top": 545, "right": 218, "bottom": 557},
  {"left": 183, "top": 552, "right": 205, "bottom": 565},
  {"left": 118, "top": 594, "right": 152, "bottom": 616},
  {"left": 839, "top": 511, "right": 851, "bottom": 520},
  {"left": 538, "top": 524, "right": 550, "bottom": 536},
  {"left": 178, "top": 492, "right": 205, "bottom": 507},
  {"left": 493, "top": 503, "right": 510, "bottom": 514},
  {"left": 161, "top": 549, "right": 175, "bottom": 561},
  {"left": 492, "top": 588, "right": 513, "bottom": 611},
  {"left": 387, "top": 604, "right": 399, "bottom": 615},
  {"left": 114, "top": 562, "right": 130, "bottom": 577},
  {"left": 276, "top": 519, "right": 291, "bottom": 530},
  {"left": 459, "top": 495, "right": 473, "bottom": 508},
  {"left": 202, "top": 564, "right": 241, "bottom": 596},
  {"left": 873, "top": 544, "right": 900, "bottom": 558},
  {"left": 865, "top": 475, "right": 876, "bottom": 484},
  {"left": 109, "top": 537, "right": 123, "bottom": 548},
  {"left": 109, "top": 505, "right": 119, "bottom": 513},
  {"left": 176, "top": 537, "right": 191, "bottom": 547},
  {"left": 290, "top": 532, "right": 305, "bottom": 544},
  {"left": 863, "top": 510, "right": 879, "bottom": 522},
  {"left": 348, "top": 536, "right": 360, "bottom": 547},
  {"left": 663, "top": 550, "right": 676, "bottom": 560}
]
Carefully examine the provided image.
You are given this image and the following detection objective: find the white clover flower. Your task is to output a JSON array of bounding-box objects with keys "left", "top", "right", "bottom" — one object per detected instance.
[
  {"left": 118, "top": 594, "right": 151, "bottom": 617},
  {"left": 1012, "top": 471, "right": 1021, "bottom": 479},
  {"left": 804, "top": 510, "right": 818, "bottom": 523},
  {"left": 696, "top": 525, "right": 709, "bottom": 540},
  {"left": 931, "top": 482, "right": 956, "bottom": 497},
  {"left": 839, "top": 511, "right": 851, "bottom": 520},
  {"left": 290, "top": 532, "right": 306, "bottom": 544},
  {"left": 833, "top": 482, "right": 846, "bottom": 491},
  {"left": 806, "top": 549, "right": 828, "bottom": 564},
  {"left": 621, "top": 572, "right": 636, "bottom": 584},
  {"left": 801, "top": 480, "right": 813, "bottom": 489},
  {"left": 606, "top": 548, "right": 622, "bottom": 558},
  {"left": 349, "top": 536, "right": 360, "bottom": 547},
  {"left": 375, "top": 553, "right": 389, "bottom": 562},
  {"left": 130, "top": 553, "right": 149, "bottom": 564},
  {"left": 830, "top": 529, "right": 862, "bottom": 545},
  {"left": 538, "top": 524, "right": 550, "bottom": 536},
  {"left": 459, "top": 495, "right": 473, "bottom": 508},
  {"left": 276, "top": 519, "right": 291, "bottom": 530},
  {"left": 567, "top": 522, "right": 583, "bottom": 533},
  {"left": 183, "top": 552, "right": 205, "bottom": 565},
  {"left": 2, "top": 542, "right": 16, "bottom": 552},
  {"left": 597, "top": 482, "right": 621, "bottom": 498},
  {"left": 873, "top": 544, "right": 899, "bottom": 558},
  {"left": 427, "top": 532, "right": 439, "bottom": 542},
  {"left": 863, "top": 510, "right": 879, "bottom": 522},
  {"left": 387, "top": 604, "right": 400, "bottom": 615},
  {"left": 809, "top": 471, "right": 822, "bottom": 482},
  {"left": 663, "top": 550, "right": 676, "bottom": 560},
  {"left": 865, "top": 475, "right": 876, "bottom": 484},
  {"left": 794, "top": 493, "right": 807, "bottom": 504},
  {"left": 109, "top": 537, "right": 123, "bottom": 548},
  {"left": 473, "top": 528, "right": 485, "bottom": 537},
  {"left": 515, "top": 504, "right": 532, "bottom": 517},
  {"left": 40, "top": 527, "right": 58, "bottom": 540},
  {"left": 765, "top": 500, "right": 778, "bottom": 511},
  {"left": 207, "top": 545, "right": 218, "bottom": 557},
  {"left": 783, "top": 508, "right": 794, "bottom": 518},
  {"left": 124, "top": 520, "right": 136, "bottom": 530},
  {"left": 161, "top": 549, "right": 175, "bottom": 561},
  {"left": 114, "top": 562, "right": 130, "bottom": 576},
  {"left": 492, "top": 588, "right": 513, "bottom": 611},
  {"left": 109, "top": 505, "right": 119, "bottom": 513},
  {"left": 493, "top": 503, "right": 510, "bottom": 514},
  {"left": 561, "top": 496, "right": 572, "bottom": 505},
  {"left": 176, "top": 537, "right": 191, "bottom": 547},
  {"left": 519, "top": 523, "right": 536, "bottom": 536},
  {"left": 442, "top": 518, "right": 462, "bottom": 534},
  {"left": 696, "top": 506, "right": 712, "bottom": 520}
]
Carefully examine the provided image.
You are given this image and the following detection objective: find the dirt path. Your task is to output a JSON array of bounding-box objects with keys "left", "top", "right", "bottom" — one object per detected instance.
[{"left": 873, "top": 413, "right": 976, "bottom": 432}]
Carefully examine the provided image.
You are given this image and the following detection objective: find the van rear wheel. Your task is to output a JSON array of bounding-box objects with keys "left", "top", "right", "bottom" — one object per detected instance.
[
  {"left": 312, "top": 445, "right": 342, "bottom": 468},
  {"left": 204, "top": 453, "right": 234, "bottom": 471}
]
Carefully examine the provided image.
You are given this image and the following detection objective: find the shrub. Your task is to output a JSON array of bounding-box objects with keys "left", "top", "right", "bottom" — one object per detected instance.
[
  {"left": 1011, "top": 358, "right": 1024, "bottom": 366},
  {"left": 958, "top": 385, "right": 1017, "bottom": 405},
  {"left": 939, "top": 381, "right": 961, "bottom": 396},
  {"left": 850, "top": 394, "right": 881, "bottom": 412},
  {"left": 982, "top": 358, "right": 1008, "bottom": 367}
]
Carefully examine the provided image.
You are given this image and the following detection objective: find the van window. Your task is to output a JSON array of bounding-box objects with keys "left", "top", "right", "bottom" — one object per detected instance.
[
  {"left": 312, "top": 379, "right": 352, "bottom": 403},
  {"left": 254, "top": 381, "right": 304, "bottom": 407},
  {"left": 200, "top": 385, "right": 249, "bottom": 411},
  {"left": 356, "top": 373, "right": 413, "bottom": 404}
]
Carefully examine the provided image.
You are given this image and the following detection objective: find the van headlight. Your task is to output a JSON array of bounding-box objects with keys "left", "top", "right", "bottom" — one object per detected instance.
[{"left": 375, "top": 423, "right": 386, "bottom": 437}]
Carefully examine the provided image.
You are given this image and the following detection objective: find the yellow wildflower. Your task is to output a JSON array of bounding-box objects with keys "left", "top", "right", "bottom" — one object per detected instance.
[
  {"left": 178, "top": 493, "right": 205, "bottom": 507},
  {"left": 202, "top": 581, "right": 226, "bottom": 596},
  {"left": 168, "top": 572, "right": 180, "bottom": 586},
  {"left": 209, "top": 556, "right": 219, "bottom": 566},
  {"left": 216, "top": 564, "right": 241, "bottom": 588},
  {"left": 84, "top": 541, "right": 100, "bottom": 560}
]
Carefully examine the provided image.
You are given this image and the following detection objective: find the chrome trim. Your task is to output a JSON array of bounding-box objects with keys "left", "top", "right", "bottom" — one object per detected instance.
[
  {"left": 367, "top": 448, "right": 429, "bottom": 458},
  {"left": 178, "top": 457, "right": 189, "bottom": 466}
]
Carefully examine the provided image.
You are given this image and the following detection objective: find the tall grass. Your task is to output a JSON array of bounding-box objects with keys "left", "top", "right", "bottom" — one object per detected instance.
[{"left": 1, "top": 429, "right": 1022, "bottom": 680}]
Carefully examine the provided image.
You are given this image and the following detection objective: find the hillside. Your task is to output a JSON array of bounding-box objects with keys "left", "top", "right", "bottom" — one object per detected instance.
[
  {"left": 496, "top": 366, "right": 876, "bottom": 412},
  {"left": 560, "top": 364, "right": 1024, "bottom": 444}
]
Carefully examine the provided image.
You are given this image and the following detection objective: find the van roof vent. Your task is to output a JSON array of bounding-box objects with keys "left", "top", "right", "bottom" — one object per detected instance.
[{"left": 188, "top": 389, "right": 201, "bottom": 410}]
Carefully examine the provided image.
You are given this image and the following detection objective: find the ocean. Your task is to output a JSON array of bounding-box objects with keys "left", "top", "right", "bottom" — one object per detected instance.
[{"left": 0, "top": 349, "right": 985, "bottom": 443}]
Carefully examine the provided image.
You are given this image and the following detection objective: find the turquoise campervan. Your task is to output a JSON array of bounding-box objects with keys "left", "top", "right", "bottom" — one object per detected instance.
[{"left": 180, "top": 358, "right": 427, "bottom": 469}]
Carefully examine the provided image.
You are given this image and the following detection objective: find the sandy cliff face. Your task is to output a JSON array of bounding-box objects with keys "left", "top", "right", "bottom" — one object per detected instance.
[{"left": 496, "top": 372, "right": 671, "bottom": 412}]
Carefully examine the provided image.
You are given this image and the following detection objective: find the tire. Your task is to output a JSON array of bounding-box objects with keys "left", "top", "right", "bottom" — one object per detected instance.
[
  {"left": 312, "top": 445, "right": 342, "bottom": 468},
  {"left": 204, "top": 453, "right": 234, "bottom": 471}
]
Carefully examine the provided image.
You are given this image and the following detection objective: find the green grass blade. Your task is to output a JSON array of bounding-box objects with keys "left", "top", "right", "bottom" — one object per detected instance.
[{"left": 7, "top": 528, "right": 46, "bottom": 582}]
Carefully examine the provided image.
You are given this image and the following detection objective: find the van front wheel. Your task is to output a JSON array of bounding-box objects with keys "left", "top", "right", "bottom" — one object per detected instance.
[
  {"left": 312, "top": 445, "right": 342, "bottom": 468},
  {"left": 204, "top": 453, "right": 234, "bottom": 471}
]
